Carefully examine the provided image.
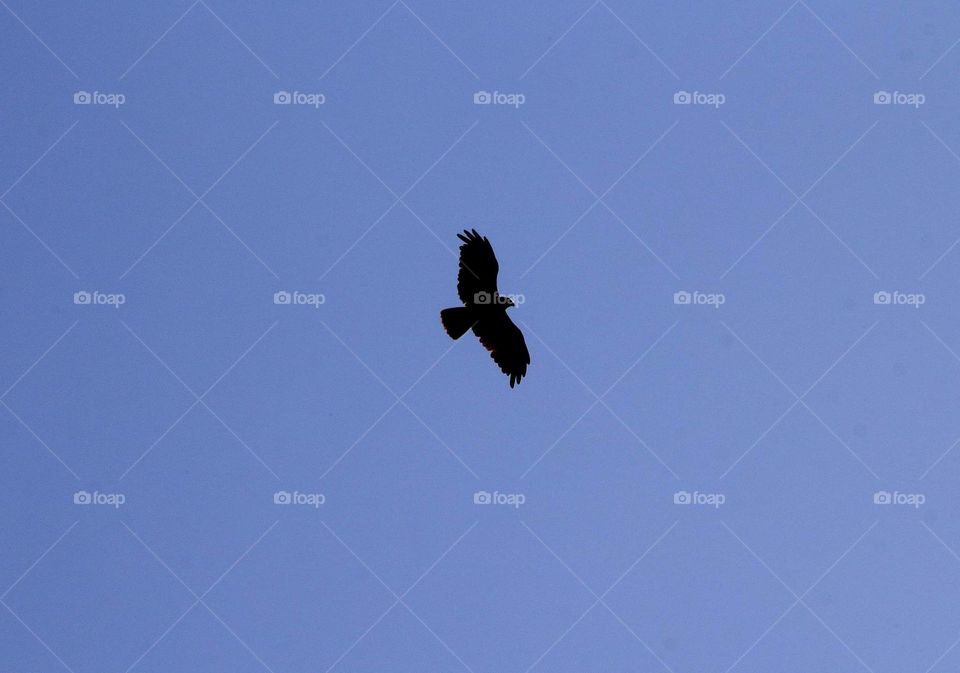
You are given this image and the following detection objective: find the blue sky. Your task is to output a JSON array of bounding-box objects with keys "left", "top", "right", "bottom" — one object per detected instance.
[{"left": 4, "top": 1, "right": 960, "bottom": 672}]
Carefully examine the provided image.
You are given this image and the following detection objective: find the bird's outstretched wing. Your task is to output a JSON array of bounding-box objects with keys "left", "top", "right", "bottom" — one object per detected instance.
[
  {"left": 473, "top": 312, "right": 530, "bottom": 388},
  {"left": 456, "top": 229, "right": 499, "bottom": 305}
]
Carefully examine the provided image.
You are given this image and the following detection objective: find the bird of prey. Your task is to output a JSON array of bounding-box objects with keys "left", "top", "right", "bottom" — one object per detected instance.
[{"left": 440, "top": 229, "right": 530, "bottom": 388}]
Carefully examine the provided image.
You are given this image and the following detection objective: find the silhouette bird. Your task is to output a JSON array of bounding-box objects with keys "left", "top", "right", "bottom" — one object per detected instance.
[{"left": 441, "top": 229, "right": 530, "bottom": 387}]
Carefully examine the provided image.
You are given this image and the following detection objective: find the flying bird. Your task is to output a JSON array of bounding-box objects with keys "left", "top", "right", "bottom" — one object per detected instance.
[{"left": 440, "top": 229, "right": 530, "bottom": 388}]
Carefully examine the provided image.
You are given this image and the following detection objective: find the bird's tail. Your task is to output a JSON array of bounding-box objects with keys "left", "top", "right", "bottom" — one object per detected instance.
[{"left": 440, "top": 307, "right": 475, "bottom": 340}]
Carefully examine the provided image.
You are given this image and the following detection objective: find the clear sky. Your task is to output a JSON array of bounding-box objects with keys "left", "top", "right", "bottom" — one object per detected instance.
[{"left": 4, "top": 2, "right": 960, "bottom": 672}]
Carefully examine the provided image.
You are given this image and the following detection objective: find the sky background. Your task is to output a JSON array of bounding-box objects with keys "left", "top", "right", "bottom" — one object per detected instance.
[{"left": 4, "top": 1, "right": 960, "bottom": 672}]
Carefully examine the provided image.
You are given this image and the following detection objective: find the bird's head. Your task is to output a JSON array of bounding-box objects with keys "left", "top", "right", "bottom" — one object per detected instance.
[{"left": 502, "top": 296, "right": 516, "bottom": 308}]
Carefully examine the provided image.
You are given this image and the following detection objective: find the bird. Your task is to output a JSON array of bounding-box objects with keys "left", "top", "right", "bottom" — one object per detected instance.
[{"left": 440, "top": 229, "right": 530, "bottom": 387}]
